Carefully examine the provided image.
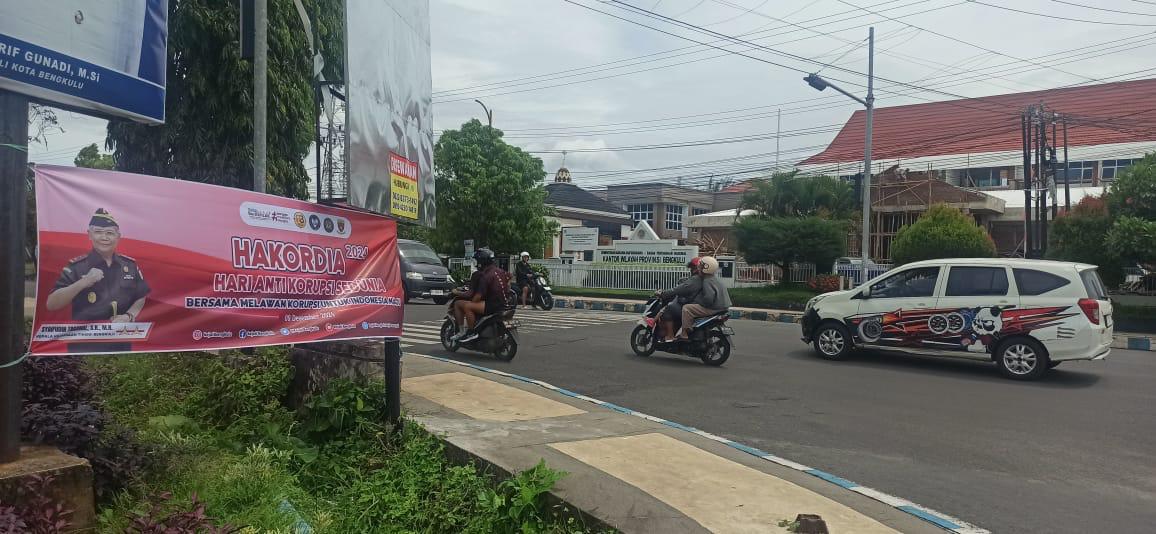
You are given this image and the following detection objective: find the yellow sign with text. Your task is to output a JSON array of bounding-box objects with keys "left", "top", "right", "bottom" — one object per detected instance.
[{"left": 389, "top": 153, "right": 419, "bottom": 220}]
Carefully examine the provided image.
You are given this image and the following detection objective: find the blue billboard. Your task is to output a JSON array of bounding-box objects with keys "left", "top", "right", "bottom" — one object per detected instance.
[{"left": 0, "top": 1, "right": 168, "bottom": 124}]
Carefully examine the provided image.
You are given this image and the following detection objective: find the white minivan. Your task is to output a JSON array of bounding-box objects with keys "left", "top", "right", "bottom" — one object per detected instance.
[{"left": 800, "top": 258, "right": 1114, "bottom": 380}]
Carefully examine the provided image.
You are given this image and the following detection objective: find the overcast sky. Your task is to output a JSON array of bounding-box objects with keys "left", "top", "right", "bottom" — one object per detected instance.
[{"left": 26, "top": 0, "right": 1156, "bottom": 190}]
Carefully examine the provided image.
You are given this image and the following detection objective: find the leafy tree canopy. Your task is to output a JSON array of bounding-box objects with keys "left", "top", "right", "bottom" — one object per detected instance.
[
  {"left": 734, "top": 216, "right": 846, "bottom": 276},
  {"left": 1047, "top": 196, "right": 1123, "bottom": 285},
  {"left": 1107, "top": 153, "right": 1156, "bottom": 221},
  {"left": 74, "top": 144, "right": 115, "bottom": 170},
  {"left": 431, "top": 120, "right": 558, "bottom": 256},
  {"left": 741, "top": 172, "right": 857, "bottom": 219},
  {"left": 890, "top": 204, "right": 996, "bottom": 265},
  {"left": 106, "top": 0, "right": 344, "bottom": 199}
]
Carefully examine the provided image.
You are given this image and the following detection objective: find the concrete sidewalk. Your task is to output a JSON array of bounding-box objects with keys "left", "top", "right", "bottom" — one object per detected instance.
[
  {"left": 401, "top": 354, "right": 980, "bottom": 533},
  {"left": 553, "top": 295, "right": 1156, "bottom": 352}
]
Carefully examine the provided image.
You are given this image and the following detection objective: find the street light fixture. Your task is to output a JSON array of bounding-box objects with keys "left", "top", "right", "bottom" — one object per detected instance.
[
  {"left": 804, "top": 27, "right": 874, "bottom": 285},
  {"left": 475, "top": 99, "right": 493, "bottom": 128}
]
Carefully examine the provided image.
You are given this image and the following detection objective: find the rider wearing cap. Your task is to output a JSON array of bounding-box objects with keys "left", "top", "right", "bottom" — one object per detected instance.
[
  {"left": 654, "top": 257, "right": 703, "bottom": 342},
  {"left": 515, "top": 251, "right": 533, "bottom": 308}
]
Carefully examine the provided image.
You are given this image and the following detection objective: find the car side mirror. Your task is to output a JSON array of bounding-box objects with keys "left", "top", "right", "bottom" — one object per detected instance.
[{"left": 853, "top": 290, "right": 869, "bottom": 300}]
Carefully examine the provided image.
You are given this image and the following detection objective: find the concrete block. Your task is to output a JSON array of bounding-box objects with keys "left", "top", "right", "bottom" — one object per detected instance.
[
  {"left": 0, "top": 446, "right": 95, "bottom": 532},
  {"left": 592, "top": 302, "right": 606, "bottom": 311},
  {"left": 1127, "top": 336, "right": 1152, "bottom": 351},
  {"left": 748, "top": 311, "right": 769, "bottom": 322}
]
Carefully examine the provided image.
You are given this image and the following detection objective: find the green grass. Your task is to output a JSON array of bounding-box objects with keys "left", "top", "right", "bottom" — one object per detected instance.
[
  {"left": 88, "top": 350, "right": 604, "bottom": 533},
  {"left": 554, "top": 285, "right": 819, "bottom": 310}
]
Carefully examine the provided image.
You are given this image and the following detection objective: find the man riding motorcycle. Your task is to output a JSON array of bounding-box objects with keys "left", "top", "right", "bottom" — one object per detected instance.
[
  {"left": 654, "top": 257, "right": 703, "bottom": 342},
  {"left": 676, "top": 256, "right": 731, "bottom": 340}
]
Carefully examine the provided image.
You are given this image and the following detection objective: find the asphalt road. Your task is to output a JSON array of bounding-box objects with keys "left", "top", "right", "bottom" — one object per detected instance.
[{"left": 402, "top": 300, "right": 1156, "bottom": 534}]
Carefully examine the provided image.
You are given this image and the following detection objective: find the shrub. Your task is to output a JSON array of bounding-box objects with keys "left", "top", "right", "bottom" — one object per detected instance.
[
  {"left": 890, "top": 204, "right": 996, "bottom": 265},
  {"left": 1106, "top": 215, "right": 1156, "bottom": 264},
  {"left": 451, "top": 266, "right": 472, "bottom": 287},
  {"left": 21, "top": 356, "right": 95, "bottom": 408},
  {"left": 20, "top": 402, "right": 156, "bottom": 502},
  {"left": 1048, "top": 196, "right": 1124, "bottom": 286},
  {"left": 1106, "top": 153, "right": 1156, "bottom": 220},
  {"left": 299, "top": 379, "right": 385, "bottom": 443},
  {"left": 0, "top": 474, "right": 73, "bottom": 534},
  {"left": 807, "top": 275, "right": 841, "bottom": 293},
  {"left": 126, "top": 492, "right": 237, "bottom": 534}
]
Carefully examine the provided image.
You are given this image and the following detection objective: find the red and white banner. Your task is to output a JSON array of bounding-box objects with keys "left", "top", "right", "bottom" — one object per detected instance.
[{"left": 30, "top": 165, "right": 404, "bottom": 355}]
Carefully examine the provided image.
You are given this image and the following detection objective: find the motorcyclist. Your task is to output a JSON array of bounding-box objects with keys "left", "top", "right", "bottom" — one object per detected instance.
[
  {"left": 654, "top": 257, "right": 703, "bottom": 342},
  {"left": 451, "top": 248, "right": 509, "bottom": 342},
  {"left": 676, "top": 256, "right": 732, "bottom": 340},
  {"left": 515, "top": 251, "right": 533, "bottom": 308}
]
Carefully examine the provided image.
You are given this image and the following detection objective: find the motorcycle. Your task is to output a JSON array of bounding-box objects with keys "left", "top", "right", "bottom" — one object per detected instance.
[
  {"left": 525, "top": 272, "right": 554, "bottom": 310},
  {"left": 439, "top": 288, "right": 520, "bottom": 361},
  {"left": 629, "top": 295, "right": 733, "bottom": 366}
]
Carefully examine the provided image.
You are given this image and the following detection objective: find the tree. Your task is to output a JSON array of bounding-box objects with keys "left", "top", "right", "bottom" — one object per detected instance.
[
  {"left": 431, "top": 120, "right": 558, "bottom": 256},
  {"left": 734, "top": 216, "right": 846, "bottom": 279},
  {"left": 890, "top": 204, "right": 996, "bottom": 265},
  {"left": 106, "top": 0, "right": 344, "bottom": 199},
  {"left": 1048, "top": 196, "right": 1123, "bottom": 285},
  {"left": 74, "top": 144, "right": 115, "bottom": 170},
  {"left": 741, "top": 172, "right": 856, "bottom": 219},
  {"left": 1106, "top": 153, "right": 1156, "bottom": 221},
  {"left": 1106, "top": 216, "right": 1156, "bottom": 266}
]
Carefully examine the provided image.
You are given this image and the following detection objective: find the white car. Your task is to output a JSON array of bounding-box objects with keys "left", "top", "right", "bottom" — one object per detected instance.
[{"left": 800, "top": 258, "right": 1114, "bottom": 380}]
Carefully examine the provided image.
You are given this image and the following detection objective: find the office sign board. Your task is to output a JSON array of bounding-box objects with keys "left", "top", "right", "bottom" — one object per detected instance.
[
  {"left": 561, "top": 227, "right": 598, "bottom": 251},
  {"left": 29, "top": 165, "right": 403, "bottom": 355},
  {"left": 594, "top": 240, "right": 697, "bottom": 265},
  {"left": 0, "top": 1, "right": 168, "bottom": 124},
  {"left": 345, "top": 0, "right": 435, "bottom": 227}
]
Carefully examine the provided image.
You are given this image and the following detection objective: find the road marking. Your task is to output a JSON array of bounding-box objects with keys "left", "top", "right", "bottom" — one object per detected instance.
[{"left": 403, "top": 371, "right": 585, "bottom": 421}]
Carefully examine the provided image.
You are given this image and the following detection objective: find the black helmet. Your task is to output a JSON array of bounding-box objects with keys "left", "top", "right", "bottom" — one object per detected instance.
[{"left": 473, "top": 247, "right": 495, "bottom": 266}]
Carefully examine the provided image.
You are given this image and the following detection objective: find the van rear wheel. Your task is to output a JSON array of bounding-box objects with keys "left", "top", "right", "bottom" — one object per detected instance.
[{"left": 996, "top": 337, "right": 1049, "bottom": 380}]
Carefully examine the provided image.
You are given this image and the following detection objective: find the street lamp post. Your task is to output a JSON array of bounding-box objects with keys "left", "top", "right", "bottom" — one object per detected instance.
[
  {"left": 804, "top": 27, "right": 874, "bottom": 285},
  {"left": 475, "top": 99, "right": 493, "bottom": 128}
]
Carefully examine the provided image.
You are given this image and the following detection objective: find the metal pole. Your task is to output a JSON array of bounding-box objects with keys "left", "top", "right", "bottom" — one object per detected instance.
[
  {"left": 1063, "top": 116, "right": 1071, "bottom": 212},
  {"left": 314, "top": 83, "right": 322, "bottom": 201},
  {"left": 383, "top": 338, "right": 402, "bottom": 428},
  {"left": 0, "top": 90, "right": 29, "bottom": 463},
  {"left": 860, "top": 27, "right": 874, "bottom": 284},
  {"left": 253, "top": 0, "right": 268, "bottom": 193},
  {"left": 1022, "top": 110, "right": 1032, "bottom": 257},
  {"left": 1037, "top": 108, "right": 1047, "bottom": 256},
  {"left": 775, "top": 108, "right": 781, "bottom": 171},
  {"left": 474, "top": 99, "right": 493, "bottom": 128},
  {"left": 1050, "top": 115, "right": 1058, "bottom": 219}
]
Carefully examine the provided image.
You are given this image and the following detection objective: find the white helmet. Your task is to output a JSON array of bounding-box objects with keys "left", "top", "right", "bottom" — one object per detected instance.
[
  {"left": 700, "top": 256, "right": 720, "bottom": 275},
  {"left": 520, "top": 251, "right": 530, "bottom": 258}
]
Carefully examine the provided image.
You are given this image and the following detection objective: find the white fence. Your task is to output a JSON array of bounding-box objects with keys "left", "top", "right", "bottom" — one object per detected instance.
[
  {"left": 536, "top": 262, "right": 689, "bottom": 291},
  {"left": 735, "top": 262, "right": 817, "bottom": 285}
]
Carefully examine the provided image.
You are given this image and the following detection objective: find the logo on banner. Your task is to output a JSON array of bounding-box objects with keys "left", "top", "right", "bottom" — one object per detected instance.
[
  {"left": 309, "top": 214, "right": 321, "bottom": 230},
  {"left": 239, "top": 329, "right": 247, "bottom": 339},
  {"left": 323, "top": 217, "right": 335, "bottom": 233},
  {"left": 281, "top": 327, "right": 291, "bottom": 336},
  {"left": 294, "top": 212, "right": 306, "bottom": 228},
  {"left": 362, "top": 321, "right": 370, "bottom": 330},
  {"left": 192, "top": 329, "right": 203, "bottom": 340},
  {"left": 337, "top": 220, "right": 346, "bottom": 234}
]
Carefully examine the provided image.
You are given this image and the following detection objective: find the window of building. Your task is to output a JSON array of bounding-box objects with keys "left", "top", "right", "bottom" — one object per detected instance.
[
  {"left": 665, "top": 204, "right": 685, "bottom": 231},
  {"left": 946, "top": 266, "right": 1009, "bottom": 296},
  {"left": 963, "top": 167, "right": 1007, "bottom": 188},
  {"left": 1101, "top": 159, "right": 1140, "bottom": 181},
  {"left": 1055, "top": 161, "right": 1095, "bottom": 185},
  {"left": 624, "top": 203, "right": 653, "bottom": 225},
  {"left": 692, "top": 207, "right": 710, "bottom": 216}
]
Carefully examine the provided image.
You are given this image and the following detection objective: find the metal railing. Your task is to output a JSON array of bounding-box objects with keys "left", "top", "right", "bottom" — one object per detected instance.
[{"left": 535, "top": 262, "right": 689, "bottom": 291}]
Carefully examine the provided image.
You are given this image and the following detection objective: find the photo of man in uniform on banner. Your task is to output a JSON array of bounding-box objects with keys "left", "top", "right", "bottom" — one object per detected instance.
[{"left": 45, "top": 208, "right": 150, "bottom": 353}]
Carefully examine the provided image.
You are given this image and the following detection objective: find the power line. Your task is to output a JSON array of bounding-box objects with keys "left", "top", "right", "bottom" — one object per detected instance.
[
  {"left": 967, "top": 0, "right": 1156, "bottom": 26},
  {"left": 1049, "top": 0, "right": 1156, "bottom": 17}
]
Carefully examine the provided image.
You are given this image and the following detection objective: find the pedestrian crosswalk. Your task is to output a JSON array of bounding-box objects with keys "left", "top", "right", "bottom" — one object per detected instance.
[{"left": 398, "top": 309, "right": 638, "bottom": 347}]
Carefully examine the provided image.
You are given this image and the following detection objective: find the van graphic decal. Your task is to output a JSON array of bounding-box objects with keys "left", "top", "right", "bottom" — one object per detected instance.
[{"left": 844, "top": 306, "right": 1077, "bottom": 353}]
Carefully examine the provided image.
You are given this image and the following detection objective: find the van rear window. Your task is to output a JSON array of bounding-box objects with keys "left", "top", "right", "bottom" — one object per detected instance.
[
  {"left": 1013, "top": 269, "right": 1070, "bottom": 296},
  {"left": 1080, "top": 269, "right": 1108, "bottom": 300}
]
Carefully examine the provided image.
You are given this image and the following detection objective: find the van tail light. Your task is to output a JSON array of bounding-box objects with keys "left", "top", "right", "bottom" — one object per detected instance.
[{"left": 1078, "top": 298, "right": 1101, "bottom": 325}]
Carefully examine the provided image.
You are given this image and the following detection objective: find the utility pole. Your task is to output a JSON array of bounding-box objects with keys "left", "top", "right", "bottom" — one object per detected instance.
[
  {"left": 860, "top": 27, "right": 874, "bottom": 284},
  {"left": 1050, "top": 114, "right": 1058, "bottom": 220},
  {"left": 775, "top": 108, "right": 781, "bottom": 171},
  {"left": 253, "top": 0, "right": 268, "bottom": 193},
  {"left": 1062, "top": 116, "right": 1071, "bottom": 212},
  {"left": 1022, "top": 109, "right": 1033, "bottom": 258},
  {"left": 0, "top": 90, "right": 29, "bottom": 463}
]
